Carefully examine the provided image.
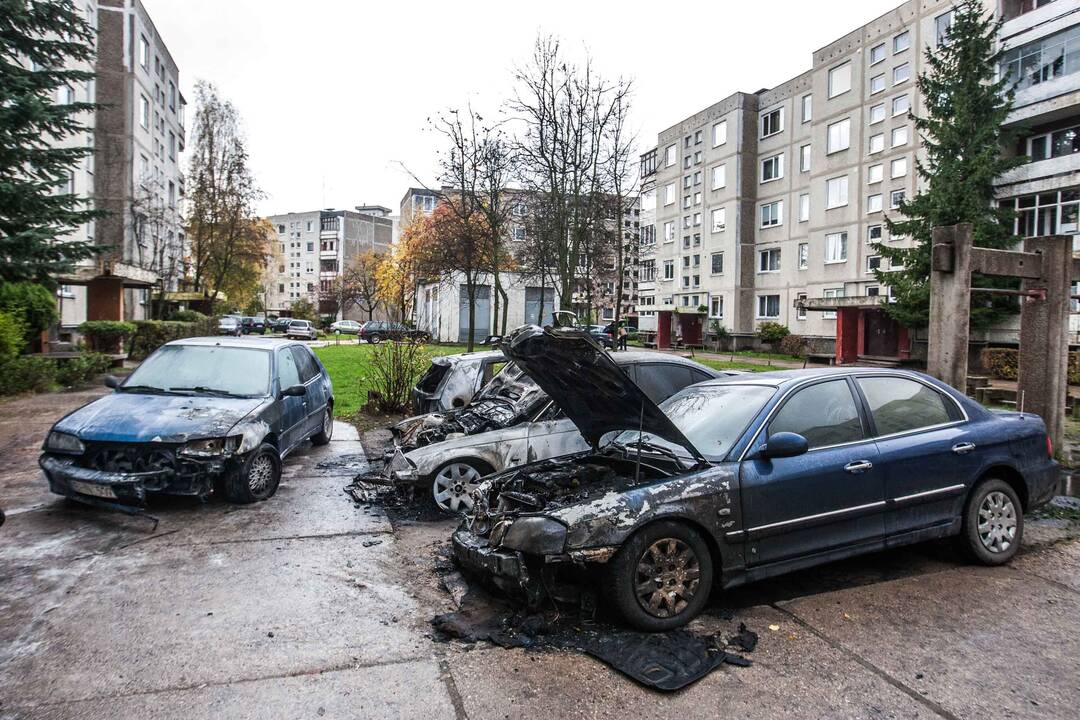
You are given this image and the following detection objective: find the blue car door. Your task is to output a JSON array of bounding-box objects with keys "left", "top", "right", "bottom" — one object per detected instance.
[
  {"left": 291, "top": 345, "right": 326, "bottom": 435},
  {"left": 853, "top": 375, "right": 973, "bottom": 538},
  {"left": 276, "top": 347, "right": 307, "bottom": 451},
  {"left": 739, "top": 377, "right": 885, "bottom": 566}
]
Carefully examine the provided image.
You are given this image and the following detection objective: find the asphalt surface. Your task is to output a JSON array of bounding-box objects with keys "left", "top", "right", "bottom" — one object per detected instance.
[{"left": 1, "top": 386, "right": 1079, "bottom": 719}]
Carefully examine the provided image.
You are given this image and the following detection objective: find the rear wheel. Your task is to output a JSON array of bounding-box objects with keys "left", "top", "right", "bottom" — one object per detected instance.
[
  {"left": 223, "top": 443, "right": 281, "bottom": 504},
  {"left": 312, "top": 407, "right": 333, "bottom": 445},
  {"left": 604, "top": 521, "right": 713, "bottom": 631},
  {"left": 368, "top": 334, "right": 382, "bottom": 344},
  {"left": 431, "top": 460, "right": 489, "bottom": 513},
  {"left": 959, "top": 478, "right": 1023, "bottom": 564}
]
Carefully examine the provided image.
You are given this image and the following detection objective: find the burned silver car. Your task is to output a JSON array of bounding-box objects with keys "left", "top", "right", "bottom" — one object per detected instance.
[
  {"left": 411, "top": 349, "right": 506, "bottom": 414},
  {"left": 454, "top": 327, "right": 1060, "bottom": 631}
]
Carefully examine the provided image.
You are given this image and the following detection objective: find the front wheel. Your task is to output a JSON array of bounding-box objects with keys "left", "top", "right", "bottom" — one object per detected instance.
[
  {"left": 368, "top": 334, "right": 382, "bottom": 344},
  {"left": 223, "top": 443, "right": 281, "bottom": 504},
  {"left": 959, "top": 478, "right": 1023, "bottom": 564},
  {"left": 604, "top": 521, "right": 713, "bottom": 631},
  {"left": 431, "top": 460, "right": 488, "bottom": 513}
]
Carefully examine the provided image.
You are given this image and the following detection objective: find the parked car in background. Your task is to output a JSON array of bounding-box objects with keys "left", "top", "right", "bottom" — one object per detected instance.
[
  {"left": 218, "top": 316, "right": 242, "bottom": 336},
  {"left": 285, "top": 320, "right": 318, "bottom": 340},
  {"left": 271, "top": 318, "right": 293, "bottom": 334},
  {"left": 330, "top": 320, "right": 362, "bottom": 334},
  {"left": 587, "top": 324, "right": 613, "bottom": 348},
  {"left": 411, "top": 350, "right": 505, "bottom": 414},
  {"left": 453, "top": 330, "right": 1060, "bottom": 630},
  {"left": 359, "top": 320, "right": 430, "bottom": 344},
  {"left": 381, "top": 328, "right": 729, "bottom": 512},
  {"left": 241, "top": 316, "right": 266, "bottom": 335},
  {"left": 39, "top": 337, "right": 335, "bottom": 508}
]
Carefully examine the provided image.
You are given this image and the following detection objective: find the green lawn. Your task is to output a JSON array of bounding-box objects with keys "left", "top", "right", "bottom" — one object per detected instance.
[
  {"left": 697, "top": 358, "right": 771, "bottom": 373},
  {"left": 313, "top": 343, "right": 471, "bottom": 417}
]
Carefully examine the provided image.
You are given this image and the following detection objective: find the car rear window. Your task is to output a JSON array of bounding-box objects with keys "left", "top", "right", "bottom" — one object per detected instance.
[
  {"left": 857, "top": 377, "right": 954, "bottom": 436},
  {"left": 417, "top": 362, "right": 449, "bottom": 393}
]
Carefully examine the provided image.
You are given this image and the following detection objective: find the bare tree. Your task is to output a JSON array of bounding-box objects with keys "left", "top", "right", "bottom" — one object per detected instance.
[{"left": 320, "top": 250, "right": 382, "bottom": 321}]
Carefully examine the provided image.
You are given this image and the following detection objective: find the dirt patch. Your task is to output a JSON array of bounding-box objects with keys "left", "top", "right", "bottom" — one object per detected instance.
[{"left": 349, "top": 408, "right": 407, "bottom": 436}]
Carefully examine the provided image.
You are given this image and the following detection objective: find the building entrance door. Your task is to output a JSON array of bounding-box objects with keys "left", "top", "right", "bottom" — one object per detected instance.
[{"left": 864, "top": 310, "right": 898, "bottom": 357}]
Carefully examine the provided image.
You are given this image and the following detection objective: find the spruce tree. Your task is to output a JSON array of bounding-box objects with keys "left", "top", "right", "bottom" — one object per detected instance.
[
  {"left": 0, "top": 0, "right": 101, "bottom": 288},
  {"left": 873, "top": 0, "right": 1024, "bottom": 331}
]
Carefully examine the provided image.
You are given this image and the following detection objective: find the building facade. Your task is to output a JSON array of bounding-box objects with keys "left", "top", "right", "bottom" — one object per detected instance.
[
  {"left": 643, "top": 0, "right": 1080, "bottom": 356},
  {"left": 263, "top": 208, "right": 393, "bottom": 320}
]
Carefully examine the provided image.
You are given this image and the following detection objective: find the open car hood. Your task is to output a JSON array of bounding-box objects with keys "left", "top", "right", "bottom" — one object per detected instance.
[{"left": 502, "top": 325, "right": 705, "bottom": 461}]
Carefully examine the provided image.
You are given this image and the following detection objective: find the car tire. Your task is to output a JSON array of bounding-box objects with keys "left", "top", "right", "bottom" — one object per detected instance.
[
  {"left": 368, "top": 334, "right": 382, "bottom": 344},
  {"left": 431, "top": 459, "right": 491, "bottom": 514},
  {"left": 604, "top": 520, "right": 713, "bottom": 631},
  {"left": 958, "top": 478, "right": 1023, "bottom": 565},
  {"left": 311, "top": 408, "right": 333, "bottom": 446},
  {"left": 223, "top": 443, "right": 281, "bottom": 504}
]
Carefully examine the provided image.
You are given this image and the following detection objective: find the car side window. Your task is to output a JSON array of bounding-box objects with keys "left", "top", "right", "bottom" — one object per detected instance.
[
  {"left": 278, "top": 349, "right": 301, "bottom": 389},
  {"left": 856, "top": 377, "right": 954, "bottom": 436},
  {"left": 290, "top": 346, "right": 319, "bottom": 383},
  {"left": 689, "top": 369, "right": 714, "bottom": 385},
  {"left": 769, "top": 380, "right": 863, "bottom": 450},
  {"left": 635, "top": 363, "right": 692, "bottom": 403}
]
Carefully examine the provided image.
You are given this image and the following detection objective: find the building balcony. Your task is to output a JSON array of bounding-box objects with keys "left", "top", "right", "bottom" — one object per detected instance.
[
  {"left": 997, "top": 152, "right": 1080, "bottom": 195},
  {"left": 319, "top": 249, "right": 337, "bottom": 260},
  {"left": 1001, "top": 1, "right": 1069, "bottom": 35},
  {"left": 1006, "top": 72, "right": 1080, "bottom": 127}
]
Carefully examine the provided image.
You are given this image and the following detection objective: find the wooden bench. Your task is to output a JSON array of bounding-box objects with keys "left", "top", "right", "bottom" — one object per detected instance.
[{"left": 805, "top": 353, "right": 836, "bottom": 366}]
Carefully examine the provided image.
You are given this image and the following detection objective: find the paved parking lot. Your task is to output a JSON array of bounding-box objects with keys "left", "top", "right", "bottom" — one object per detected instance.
[{"left": 1, "top": 388, "right": 1079, "bottom": 719}]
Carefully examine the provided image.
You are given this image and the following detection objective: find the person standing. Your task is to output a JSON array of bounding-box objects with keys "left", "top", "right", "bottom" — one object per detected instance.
[{"left": 617, "top": 323, "right": 628, "bottom": 351}]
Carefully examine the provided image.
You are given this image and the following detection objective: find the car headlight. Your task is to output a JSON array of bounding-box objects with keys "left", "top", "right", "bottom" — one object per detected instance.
[
  {"left": 45, "top": 431, "right": 85, "bottom": 455},
  {"left": 500, "top": 516, "right": 568, "bottom": 555},
  {"left": 179, "top": 435, "right": 241, "bottom": 458}
]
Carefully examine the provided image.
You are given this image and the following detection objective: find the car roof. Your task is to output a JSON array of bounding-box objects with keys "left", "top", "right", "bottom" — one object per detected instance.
[
  {"left": 609, "top": 350, "right": 720, "bottom": 375},
  {"left": 167, "top": 336, "right": 304, "bottom": 350},
  {"left": 699, "top": 366, "right": 937, "bottom": 388}
]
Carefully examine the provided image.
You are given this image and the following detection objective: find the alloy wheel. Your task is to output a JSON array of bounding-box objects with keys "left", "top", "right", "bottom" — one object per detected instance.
[
  {"left": 634, "top": 537, "right": 702, "bottom": 618},
  {"left": 978, "top": 490, "right": 1018, "bottom": 553},
  {"left": 247, "top": 454, "right": 275, "bottom": 494},
  {"left": 432, "top": 463, "right": 482, "bottom": 513}
]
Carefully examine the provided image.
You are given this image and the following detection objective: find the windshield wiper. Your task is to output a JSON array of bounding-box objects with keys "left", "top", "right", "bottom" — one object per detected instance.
[
  {"left": 116, "top": 384, "right": 171, "bottom": 394},
  {"left": 169, "top": 386, "right": 244, "bottom": 397},
  {"left": 623, "top": 438, "right": 691, "bottom": 467}
]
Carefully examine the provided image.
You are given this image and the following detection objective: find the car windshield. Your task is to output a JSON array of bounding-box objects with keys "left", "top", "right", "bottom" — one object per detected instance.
[
  {"left": 220, "top": 317, "right": 237, "bottom": 326},
  {"left": 612, "top": 383, "right": 776, "bottom": 461},
  {"left": 122, "top": 344, "right": 272, "bottom": 397}
]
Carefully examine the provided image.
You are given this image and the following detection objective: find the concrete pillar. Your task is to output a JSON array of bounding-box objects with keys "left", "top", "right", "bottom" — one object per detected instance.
[
  {"left": 836, "top": 307, "right": 860, "bottom": 364},
  {"left": 928, "top": 224, "right": 973, "bottom": 392},
  {"left": 86, "top": 277, "right": 125, "bottom": 321},
  {"left": 1018, "top": 235, "right": 1072, "bottom": 454}
]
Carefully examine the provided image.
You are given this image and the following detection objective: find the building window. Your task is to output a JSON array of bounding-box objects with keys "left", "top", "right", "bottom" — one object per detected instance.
[
  {"left": 684, "top": 156, "right": 692, "bottom": 170},
  {"left": 664, "top": 183, "right": 675, "bottom": 205},
  {"left": 868, "top": 193, "right": 883, "bottom": 213},
  {"left": 893, "top": 30, "right": 910, "bottom": 54},
  {"left": 758, "top": 248, "right": 781, "bottom": 273},
  {"left": 827, "top": 118, "right": 851, "bottom": 153},
  {"left": 892, "top": 94, "right": 910, "bottom": 116},
  {"left": 710, "top": 295, "right": 724, "bottom": 318},
  {"left": 868, "top": 224, "right": 883, "bottom": 243},
  {"left": 693, "top": 212, "right": 702, "bottom": 226},
  {"left": 761, "top": 108, "right": 783, "bottom": 138},
  {"left": 694, "top": 151, "right": 703, "bottom": 164},
  {"left": 664, "top": 221, "right": 675, "bottom": 242},
  {"left": 891, "top": 126, "right": 909, "bottom": 147},
  {"left": 711, "top": 164, "right": 726, "bottom": 190},
  {"left": 640, "top": 260, "right": 656, "bottom": 281},
  {"left": 139, "top": 35, "right": 149, "bottom": 69},
  {"left": 712, "top": 120, "right": 727, "bottom": 147},
  {"left": 760, "top": 200, "right": 783, "bottom": 228},
  {"left": 870, "top": 103, "right": 885, "bottom": 124},
  {"left": 869, "top": 133, "right": 885, "bottom": 154},
  {"left": 139, "top": 95, "right": 150, "bottom": 129},
  {"left": 693, "top": 171, "right": 701, "bottom": 186},
  {"left": 665, "top": 144, "right": 676, "bottom": 167},
  {"left": 868, "top": 163, "right": 883, "bottom": 184},
  {"left": 683, "top": 176, "right": 692, "bottom": 190},
  {"left": 711, "top": 252, "right": 724, "bottom": 275},
  {"left": 823, "top": 288, "right": 844, "bottom": 319},
  {"left": 936, "top": 11, "right": 954, "bottom": 47},
  {"left": 683, "top": 235, "right": 691, "bottom": 249},
  {"left": 893, "top": 63, "right": 911, "bottom": 85},
  {"left": 891, "top": 157, "right": 908, "bottom": 178},
  {"left": 826, "top": 175, "right": 849, "bottom": 209},
  {"left": 799, "top": 193, "right": 810, "bottom": 222},
  {"left": 167, "top": 131, "right": 175, "bottom": 160},
  {"left": 798, "top": 243, "right": 809, "bottom": 269},
  {"left": 867, "top": 286, "right": 881, "bottom": 297},
  {"left": 694, "top": 129, "right": 703, "bottom": 144},
  {"left": 1028, "top": 124, "right": 1080, "bottom": 160},
  {"left": 693, "top": 192, "right": 702, "bottom": 206},
  {"left": 890, "top": 189, "right": 906, "bottom": 208},
  {"left": 663, "top": 260, "right": 674, "bottom": 279},
  {"left": 828, "top": 62, "right": 852, "bottom": 98},
  {"left": 760, "top": 153, "right": 784, "bottom": 182},
  {"left": 867, "top": 255, "right": 883, "bottom": 273},
  {"left": 692, "top": 253, "right": 701, "bottom": 268},
  {"left": 800, "top": 144, "right": 812, "bottom": 172},
  {"left": 757, "top": 294, "right": 781, "bottom": 319},
  {"left": 870, "top": 74, "right": 886, "bottom": 94},
  {"left": 801, "top": 94, "right": 813, "bottom": 123},
  {"left": 796, "top": 293, "right": 808, "bottom": 320},
  {"left": 711, "top": 207, "right": 726, "bottom": 232},
  {"left": 825, "top": 232, "right": 848, "bottom": 263},
  {"left": 870, "top": 43, "right": 886, "bottom": 65}
]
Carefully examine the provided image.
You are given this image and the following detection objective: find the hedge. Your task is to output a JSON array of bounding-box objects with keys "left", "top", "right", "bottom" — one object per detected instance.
[
  {"left": 128, "top": 318, "right": 217, "bottom": 360},
  {"left": 981, "top": 347, "right": 1080, "bottom": 385},
  {"left": 55, "top": 353, "right": 114, "bottom": 388},
  {"left": 0, "top": 355, "right": 57, "bottom": 396},
  {"left": 79, "top": 320, "right": 137, "bottom": 353},
  {"left": 778, "top": 334, "right": 807, "bottom": 359},
  {"left": 757, "top": 322, "right": 791, "bottom": 344}
]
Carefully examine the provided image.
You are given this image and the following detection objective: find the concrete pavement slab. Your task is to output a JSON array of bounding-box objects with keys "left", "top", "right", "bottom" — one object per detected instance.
[{"left": 1012, "top": 539, "right": 1080, "bottom": 592}]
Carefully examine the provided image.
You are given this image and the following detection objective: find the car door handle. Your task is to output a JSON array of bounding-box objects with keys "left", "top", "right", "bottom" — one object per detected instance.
[
  {"left": 952, "top": 442, "right": 976, "bottom": 455},
  {"left": 844, "top": 460, "right": 874, "bottom": 474}
]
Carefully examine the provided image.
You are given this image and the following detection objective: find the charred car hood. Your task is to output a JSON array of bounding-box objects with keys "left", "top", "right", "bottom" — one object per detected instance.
[
  {"left": 502, "top": 325, "right": 702, "bottom": 458},
  {"left": 53, "top": 392, "right": 264, "bottom": 443}
]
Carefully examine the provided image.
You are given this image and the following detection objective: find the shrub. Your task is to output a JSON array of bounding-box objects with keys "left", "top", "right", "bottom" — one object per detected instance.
[
  {"left": 0, "top": 282, "right": 58, "bottom": 348},
  {"left": 756, "top": 322, "right": 790, "bottom": 344},
  {"left": 290, "top": 298, "right": 318, "bottom": 322},
  {"left": 78, "top": 320, "right": 137, "bottom": 353},
  {"left": 778, "top": 334, "right": 807, "bottom": 358},
  {"left": 982, "top": 347, "right": 1080, "bottom": 384},
  {"left": 55, "top": 352, "right": 113, "bottom": 388},
  {"left": 128, "top": 319, "right": 217, "bottom": 360},
  {"left": 0, "top": 355, "right": 57, "bottom": 396},
  {"left": 0, "top": 310, "right": 25, "bottom": 360},
  {"left": 169, "top": 309, "right": 207, "bottom": 322},
  {"left": 366, "top": 341, "right": 431, "bottom": 413}
]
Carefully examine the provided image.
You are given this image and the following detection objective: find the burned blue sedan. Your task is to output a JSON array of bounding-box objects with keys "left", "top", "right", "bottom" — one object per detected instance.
[{"left": 40, "top": 337, "right": 334, "bottom": 509}]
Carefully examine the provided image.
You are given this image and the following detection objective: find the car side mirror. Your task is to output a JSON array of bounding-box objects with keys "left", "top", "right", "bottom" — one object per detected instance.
[
  {"left": 104, "top": 375, "right": 120, "bottom": 389},
  {"left": 281, "top": 384, "right": 307, "bottom": 397},
  {"left": 761, "top": 431, "right": 808, "bottom": 459}
]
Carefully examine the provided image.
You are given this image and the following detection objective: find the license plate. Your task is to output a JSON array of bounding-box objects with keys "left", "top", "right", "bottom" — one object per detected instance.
[{"left": 70, "top": 480, "right": 118, "bottom": 499}]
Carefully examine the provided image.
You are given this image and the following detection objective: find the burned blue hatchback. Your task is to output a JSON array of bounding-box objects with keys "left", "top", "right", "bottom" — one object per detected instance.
[{"left": 40, "top": 337, "right": 334, "bottom": 509}]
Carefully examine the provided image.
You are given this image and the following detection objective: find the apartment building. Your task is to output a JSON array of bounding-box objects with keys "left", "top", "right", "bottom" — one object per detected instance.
[
  {"left": 56, "top": 0, "right": 187, "bottom": 331},
  {"left": 644, "top": 0, "right": 1080, "bottom": 358},
  {"left": 264, "top": 208, "right": 393, "bottom": 320}
]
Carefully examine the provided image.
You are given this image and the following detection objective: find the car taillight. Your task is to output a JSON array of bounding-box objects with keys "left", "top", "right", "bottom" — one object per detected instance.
[{"left": 1047, "top": 434, "right": 1053, "bottom": 459}]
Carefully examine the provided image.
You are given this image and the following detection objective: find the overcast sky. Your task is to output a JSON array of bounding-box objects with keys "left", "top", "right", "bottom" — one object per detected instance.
[{"left": 147, "top": 0, "right": 903, "bottom": 217}]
